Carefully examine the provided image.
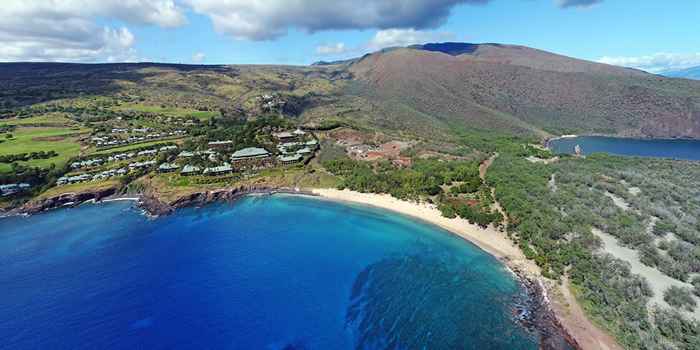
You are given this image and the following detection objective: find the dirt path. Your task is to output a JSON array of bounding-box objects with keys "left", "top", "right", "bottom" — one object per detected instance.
[
  {"left": 479, "top": 152, "right": 622, "bottom": 350},
  {"left": 551, "top": 277, "right": 623, "bottom": 350},
  {"left": 480, "top": 154, "right": 509, "bottom": 230}
]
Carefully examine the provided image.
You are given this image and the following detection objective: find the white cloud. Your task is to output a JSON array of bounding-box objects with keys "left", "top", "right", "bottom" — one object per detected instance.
[
  {"left": 316, "top": 43, "right": 348, "bottom": 55},
  {"left": 0, "top": 0, "right": 187, "bottom": 62},
  {"left": 192, "top": 52, "right": 206, "bottom": 63},
  {"left": 367, "top": 29, "right": 455, "bottom": 50},
  {"left": 598, "top": 53, "right": 700, "bottom": 73},
  {"left": 184, "top": 0, "right": 487, "bottom": 41}
]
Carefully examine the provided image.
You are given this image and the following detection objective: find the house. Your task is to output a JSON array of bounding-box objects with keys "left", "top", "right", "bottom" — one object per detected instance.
[
  {"left": 181, "top": 165, "right": 201, "bottom": 176},
  {"left": 208, "top": 140, "right": 234, "bottom": 149},
  {"left": 278, "top": 154, "right": 302, "bottom": 165},
  {"left": 0, "top": 183, "right": 30, "bottom": 196},
  {"left": 273, "top": 131, "right": 295, "bottom": 140},
  {"left": 203, "top": 164, "right": 233, "bottom": 176},
  {"left": 296, "top": 147, "right": 312, "bottom": 155},
  {"left": 137, "top": 149, "right": 157, "bottom": 157},
  {"left": 231, "top": 147, "right": 270, "bottom": 162},
  {"left": 293, "top": 128, "right": 306, "bottom": 136},
  {"left": 178, "top": 151, "right": 195, "bottom": 158},
  {"left": 128, "top": 160, "right": 156, "bottom": 169},
  {"left": 158, "top": 163, "right": 180, "bottom": 173}
]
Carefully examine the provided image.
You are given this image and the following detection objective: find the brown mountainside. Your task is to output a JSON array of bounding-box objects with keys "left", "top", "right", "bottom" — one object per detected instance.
[{"left": 349, "top": 45, "right": 700, "bottom": 138}]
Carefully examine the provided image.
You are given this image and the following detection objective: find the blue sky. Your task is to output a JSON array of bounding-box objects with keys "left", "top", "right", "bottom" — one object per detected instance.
[{"left": 2, "top": 1, "right": 699, "bottom": 72}]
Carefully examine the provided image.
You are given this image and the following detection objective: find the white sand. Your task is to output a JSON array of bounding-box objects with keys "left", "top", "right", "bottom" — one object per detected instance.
[
  {"left": 604, "top": 191, "right": 630, "bottom": 211},
  {"left": 311, "top": 188, "right": 539, "bottom": 275},
  {"left": 593, "top": 229, "right": 700, "bottom": 319},
  {"left": 310, "top": 188, "right": 624, "bottom": 349}
]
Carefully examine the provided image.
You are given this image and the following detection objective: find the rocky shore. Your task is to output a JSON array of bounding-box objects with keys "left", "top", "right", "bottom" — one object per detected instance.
[
  {"left": 4, "top": 184, "right": 315, "bottom": 218},
  {"left": 139, "top": 185, "right": 316, "bottom": 216}
]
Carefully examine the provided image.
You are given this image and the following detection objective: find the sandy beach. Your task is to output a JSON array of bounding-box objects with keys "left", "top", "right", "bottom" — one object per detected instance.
[
  {"left": 311, "top": 188, "right": 622, "bottom": 350},
  {"left": 311, "top": 188, "right": 539, "bottom": 275}
]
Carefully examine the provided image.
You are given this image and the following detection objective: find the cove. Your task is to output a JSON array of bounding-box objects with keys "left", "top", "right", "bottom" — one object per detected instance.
[
  {"left": 0, "top": 195, "right": 542, "bottom": 349},
  {"left": 548, "top": 136, "right": 700, "bottom": 160}
]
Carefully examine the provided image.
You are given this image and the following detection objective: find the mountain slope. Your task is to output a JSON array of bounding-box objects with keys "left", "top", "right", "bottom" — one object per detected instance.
[
  {"left": 349, "top": 44, "right": 700, "bottom": 138},
  {"left": 663, "top": 66, "right": 700, "bottom": 80}
]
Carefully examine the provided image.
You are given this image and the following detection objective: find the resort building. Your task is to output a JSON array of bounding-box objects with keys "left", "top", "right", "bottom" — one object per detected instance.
[
  {"left": 278, "top": 154, "right": 303, "bottom": 165},
  {"left": 231, "top": 147, "right": 270, "bottom": 162},
  {"left": 158, "top": 163, "right": 180, "bottom": 173},
  {"left": 296, "top": 147, "right": 312, "bottom": 155},
  {"left": 0, "top": 183, "right": 31, "bottom": 197},
  {"left": 273, "top": 131, "right": 295, "bottom": 140},
  {"left": 203, "top": 164, "right": 233, "bottom": 176},
  {"left": 181, "top": 165, "right": 201, "bottom": 176},
  {"left": 128, "top": 160, "right": 157, "bottom": 169},
  {"left": 208, "top": 140, "right": 234, "bottom": 149}
]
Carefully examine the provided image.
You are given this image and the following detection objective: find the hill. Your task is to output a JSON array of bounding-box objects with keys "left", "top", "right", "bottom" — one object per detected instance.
[
  {"left": 663, "top": 66, "right": 700, "bottom": 80},
  {"left": 2, "top": 43, "right": 700, "bottom": 141},
  {"left": 348, "top": 43, "right": 700, "bottom": 139}
]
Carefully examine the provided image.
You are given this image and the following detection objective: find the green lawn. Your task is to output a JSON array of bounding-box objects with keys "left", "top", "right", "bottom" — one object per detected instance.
[
  {"left": 0, "top": 127, "right": 88, "bottom": 173},
  {"left": 0, "top": 114, "right": 75, "bottom": 127},
  {"left": 113, "top": 103, "right": 220, "bottom": 120}
]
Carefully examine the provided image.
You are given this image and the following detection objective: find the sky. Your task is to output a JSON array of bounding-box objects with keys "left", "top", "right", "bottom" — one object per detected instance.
[{"left": 0, "top": 1, "right": 698, "bottom": 73}]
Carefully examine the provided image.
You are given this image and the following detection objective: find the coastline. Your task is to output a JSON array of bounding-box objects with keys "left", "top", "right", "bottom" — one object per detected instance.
[
  {"left": 3, "top": 185, "right": 619, "bottom": 349},
  {"left": 311, "top": 188, "right": 538, "bottom": 275},
  {"left": 310, "top": 188, "right": 624, "bottom": 350}
]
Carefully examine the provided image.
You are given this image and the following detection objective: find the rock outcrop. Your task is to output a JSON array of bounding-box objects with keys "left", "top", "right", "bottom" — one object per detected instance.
[{"left": 17, "top": 187, "right": 118, "bottom": 215}]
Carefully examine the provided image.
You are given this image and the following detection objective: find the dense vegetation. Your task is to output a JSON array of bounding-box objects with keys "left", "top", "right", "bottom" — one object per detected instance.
[
  {"left": 323, "top": 157, "right": 502, "bottom": 228},
  {"left": 485, "top": 149, "right": 700, "bottom": 349},
  {"left": 0, "top": 150, "right": 58, "bottom": 163}
]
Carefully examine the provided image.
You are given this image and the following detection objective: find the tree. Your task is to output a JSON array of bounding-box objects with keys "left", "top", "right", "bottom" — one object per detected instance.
[{"left": 664, "top": 286, "right": 697, "bottom": 312}]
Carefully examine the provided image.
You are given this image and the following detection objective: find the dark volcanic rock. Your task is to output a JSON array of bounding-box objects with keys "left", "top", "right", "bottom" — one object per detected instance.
[{"left": 18, "top": 187, "right": 117, "bottom": 214}]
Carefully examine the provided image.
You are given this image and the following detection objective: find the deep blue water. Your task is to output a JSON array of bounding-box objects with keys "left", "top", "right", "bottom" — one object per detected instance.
[
  {"left": 549, "top": 136, "right": 700, "bottom": 160},
  {"left": 0, "top": 195, "right": 539, "bottom": 349}
]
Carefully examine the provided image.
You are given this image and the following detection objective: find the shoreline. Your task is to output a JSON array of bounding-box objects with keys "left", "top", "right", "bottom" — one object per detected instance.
[
  {"left": 309, "top": 189, "right": 582, "bottom": 350},
  {"left": 311, "top": 188, "right": 537, "bottom": 274},
  {"left": 3, "top": 185, "right": 618, "bottom": 349}
]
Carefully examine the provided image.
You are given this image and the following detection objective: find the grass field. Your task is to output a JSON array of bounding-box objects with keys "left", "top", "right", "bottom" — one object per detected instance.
[
  {"left": 0, "top": 127, "right": 88, "bottom": 173},
  {"left": 112, "top": 103, "right": 220, "bottom": 120},
  {"left": 0, "top": 114, "right": 76, "bottom": 127},
  {"left": 37, "top": 179, "right": 120, "bottom": 200}
]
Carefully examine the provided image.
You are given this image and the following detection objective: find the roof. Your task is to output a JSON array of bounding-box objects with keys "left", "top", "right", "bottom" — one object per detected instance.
[
  {"left": 208, "top": 140, "right": 233, "bottom": 145},
  {"left": 204, "top": 164, "right": 233, "bottom": 173},
  {"left": 296, "top": 147, "right": 312, "bottom": 154},
  {"left": 231, "top": 147, "right": 270, "bottom": 159},
  {"left": 181, "top": 165, "right": 201, "bottom": 173},
  {"left": 278, "top": 154, "right": 303, "bottom": 162},
  {"left": 273, "top": 131, "right": 294, "bottom": 139},
  {"left": 159, "top": 163, "right": 180, "bottom": 170}
]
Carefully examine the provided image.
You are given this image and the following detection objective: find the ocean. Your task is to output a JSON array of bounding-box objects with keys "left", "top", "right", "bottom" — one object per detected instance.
[
  {"left": 0, "top": 195, "right": 541, "bottom": 349},
  {"left": 549, "top": 136, "right": 700, "bottom": 160}
]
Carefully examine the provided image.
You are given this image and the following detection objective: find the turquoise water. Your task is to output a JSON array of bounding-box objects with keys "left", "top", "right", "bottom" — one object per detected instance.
[
  {"left": 549, "top": 136, "right": 700, "bottom": 160},
  {"left": 0, "top": 195, "right": 541, "bottom": 349}
]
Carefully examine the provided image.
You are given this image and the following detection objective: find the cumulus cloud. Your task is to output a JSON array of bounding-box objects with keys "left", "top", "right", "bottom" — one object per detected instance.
[
  {"left": 316, "top": 43, "right": 348, "bottom": 55},
  {"left": 557, "top": 0, "right": 603, "bottom": 8},
  {"left": 0, "top": 0, "right": 186, "bottom": 62},
  {"left": 185, "top": 0, "right": 488, "bottom": 41},
  {"left": 367, "top": 29, "right": 455, "bottom": 50},
  {"left": 597, "top": 53, "right": 700, "bottom": 73},
  {"left": 192, "top": 52, "right": 206, "bottom": 63}
]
